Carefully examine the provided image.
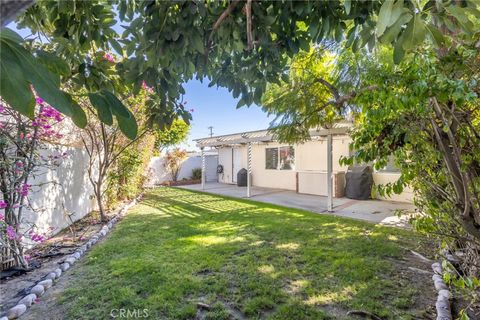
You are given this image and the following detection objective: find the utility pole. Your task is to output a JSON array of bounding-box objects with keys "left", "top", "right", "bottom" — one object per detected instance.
[{"left": 208, "top": 126, "right": 214, "bottom": 137}]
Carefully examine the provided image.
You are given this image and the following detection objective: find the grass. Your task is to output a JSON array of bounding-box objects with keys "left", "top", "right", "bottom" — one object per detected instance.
[{"left": 59, "top": 187, "right": 431, "bottom": 319}]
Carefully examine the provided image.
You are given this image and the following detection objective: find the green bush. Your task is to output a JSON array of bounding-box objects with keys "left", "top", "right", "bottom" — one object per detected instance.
[{"left": 191, "top": 167, "right": 202, "bottom": 180}]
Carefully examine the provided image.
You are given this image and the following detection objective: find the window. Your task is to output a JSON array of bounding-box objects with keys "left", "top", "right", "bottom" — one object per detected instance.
[
  {"left": 265, "top": 146, "right": 295, "bottom": 170},
  {"left": 265, "top": 147, "right": 278, "bottom": 169}
]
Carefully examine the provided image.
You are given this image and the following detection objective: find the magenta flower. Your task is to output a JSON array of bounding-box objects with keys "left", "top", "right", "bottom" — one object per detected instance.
[
  {"left": 103, "top": 53, "right": 115, "bottom": 63},
  {"left": 0, "top": 200, "right": 7, "bottom": 209},
  {"left": 16, "top": 183, "right": 31, "bottom": 197},
  {"left": 6, "top": 226, "right": 16, "bottom": 240},
  {"left": 0, "top": 213, "right": 4, "bottom": 221},
  {"left": 36, "top": 97, "right": 44, "bottom": 105}
]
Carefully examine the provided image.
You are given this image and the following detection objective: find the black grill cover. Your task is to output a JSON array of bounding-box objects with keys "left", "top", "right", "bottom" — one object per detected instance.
[
  {"left": 237, "top": 168, "right": 247, "bottom": 187},
  {"left": 345, "top": 166, "right": 373, "bottom": 200}
]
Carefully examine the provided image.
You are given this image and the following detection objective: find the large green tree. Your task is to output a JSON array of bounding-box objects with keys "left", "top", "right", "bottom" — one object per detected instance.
[{"left": 1, "top": 0, "right": 477, "bottom": 135}]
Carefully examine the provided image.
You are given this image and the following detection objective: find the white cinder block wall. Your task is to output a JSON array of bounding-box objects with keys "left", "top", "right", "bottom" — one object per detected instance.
[
  {"left": 21, "top": 146, "right": 97, "bottom": 245},
  {"left": 148, "top": 153, "right": 218, "bottom": 185}
]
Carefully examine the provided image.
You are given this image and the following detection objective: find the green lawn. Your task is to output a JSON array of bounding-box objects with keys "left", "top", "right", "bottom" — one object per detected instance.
[{"left": 59, "top": 187, "right": 431, "bottom": 319}]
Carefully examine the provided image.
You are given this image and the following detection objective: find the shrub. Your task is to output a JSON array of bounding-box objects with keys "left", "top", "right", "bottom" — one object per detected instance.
[{"left": 191, "top": 167, "right": 202, "bottom": 180}]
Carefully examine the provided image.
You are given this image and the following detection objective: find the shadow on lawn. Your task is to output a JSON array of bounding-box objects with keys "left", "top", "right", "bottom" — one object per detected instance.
[{"left": 58, "top": 188, "right": 433, "bottom": 320}]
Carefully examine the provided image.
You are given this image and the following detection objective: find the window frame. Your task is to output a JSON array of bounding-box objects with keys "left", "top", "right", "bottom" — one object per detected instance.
[{"left": 265, "top": 146, "right": 295, "bottom": 170}]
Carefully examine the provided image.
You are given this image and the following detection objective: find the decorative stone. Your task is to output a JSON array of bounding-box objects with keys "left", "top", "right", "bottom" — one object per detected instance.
[
  {"left": 432, "top": 262, "right": 442, "bottom": 275},
  {"left": 65, "top": 257, "right": 76, "bottom": 265},
  {"left": 46, "top": 272, "right": 57, "bottom": 280},
  {"left": 6, "top": 304, "right": 27, "bottom": 319},
  {"left": 80, "top": 245, "right": 87, "bottom": 252},
  {"left": 38, "top": 279, "right": 53, "bottom": 289},
  {"left": 30, "top": 284, "right": 45, "bottom": 296},
  {"left": 1, "top": 316, "right": 9, "bottom": 320},
  {"left": 438, "top": 289, "right": 451, "bottom": 299},
  {"left": 18, "top": 294, "right": 37, "bottom": 307},
  {"left": 54, "top": 268, "right": 62, "bottom": 278},
  {"left": 432, "top": 274, "right": 448, "bottom": 291},
  {"left": 60, "top": 262, "right": 70, "bottom": 271},
  {"left": 72, "top": 252, "right": 81, "bottom": 259}
]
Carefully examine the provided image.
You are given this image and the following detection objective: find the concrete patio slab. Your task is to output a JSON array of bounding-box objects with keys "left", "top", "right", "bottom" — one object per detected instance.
[{"left": 178, "top": 182, "right": 415, "bottom": 227}]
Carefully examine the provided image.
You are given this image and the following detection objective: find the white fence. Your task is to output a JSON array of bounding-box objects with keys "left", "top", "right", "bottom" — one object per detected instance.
[{"left": 148, "top": 153, "right": 218, "bottom": 185}]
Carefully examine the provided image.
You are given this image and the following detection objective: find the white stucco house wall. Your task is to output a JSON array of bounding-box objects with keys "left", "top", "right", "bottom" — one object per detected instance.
[{"left": 195, "top": 122, "right": 413, "bottom": 203}]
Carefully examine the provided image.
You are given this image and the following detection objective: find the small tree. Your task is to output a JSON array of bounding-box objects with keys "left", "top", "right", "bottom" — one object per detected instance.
[
  {"left": 164, "top": 149, "right": 187, "bottom": 182},
  {"left": 80, "top": 84, "right": 153, "bottom": 222}
]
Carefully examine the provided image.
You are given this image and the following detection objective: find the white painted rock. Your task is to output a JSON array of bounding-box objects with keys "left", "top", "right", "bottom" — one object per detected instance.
[
  {"left": 432, "top": 262, "right": 442, "bottom": 275},
  {"left": 6, "top": 304, "right": 27, "bottom": 319},
  {"left": 72, "top": 252, "right": 81, "bottom": 259},
  {"left": 38, "top": 279, "right": 53, "bottom": 289},
  {"left": 46, "top": 272, "right": 57, "bottom": 280},
  {"left": 60, "top": 262, "right": 70, "bottom": 271},
  {"left": 30, "top": 285, "right": 45, "bottom": 296},
  {"left": 18, "top": 293, "right": 36, "bottom": 307},
  {"left": 438, "top": 289, "right": 451, "bottom": 299},
  {"left": 1, "top": 316, "right": 9, "bottom": 320},
  {"left": 54, "top": 268, "right": 62, "bottom": 278},
  {"left": 65, "top": 257, "right": 76, "bottom": 265}
]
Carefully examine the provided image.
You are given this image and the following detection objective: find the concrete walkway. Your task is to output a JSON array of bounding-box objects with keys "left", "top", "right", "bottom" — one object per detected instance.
[{"left": 178, "top": 183, "right": 415, "bottom": 227}]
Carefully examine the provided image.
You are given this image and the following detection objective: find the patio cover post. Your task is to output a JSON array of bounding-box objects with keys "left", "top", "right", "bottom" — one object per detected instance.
[
  {"left": 201, "top": 147, "right": 205, "bottom": 190},
  {"left": 327, "top": 133, "right": 333, "bottom": 212},
  {"left": 247, "top": 142, "right": 252, "bottom": 198}
]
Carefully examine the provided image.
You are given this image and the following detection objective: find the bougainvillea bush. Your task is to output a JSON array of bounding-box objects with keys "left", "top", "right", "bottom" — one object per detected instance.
[{"left": 0, "top": 98, "right": 67, "bottom": 268}]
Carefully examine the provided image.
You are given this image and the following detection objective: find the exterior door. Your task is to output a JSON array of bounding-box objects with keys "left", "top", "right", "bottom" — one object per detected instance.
[{"left": 232, "top": 148, "right": 242, "bottom": 183}]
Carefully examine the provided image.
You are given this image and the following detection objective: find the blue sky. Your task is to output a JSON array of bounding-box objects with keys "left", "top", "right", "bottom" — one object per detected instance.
[
  {"left": 8, "top": 22, "right": 274, "bottom": 151},
  {"left": 181, "top": 80, "right": 273, "bottom": 150}
]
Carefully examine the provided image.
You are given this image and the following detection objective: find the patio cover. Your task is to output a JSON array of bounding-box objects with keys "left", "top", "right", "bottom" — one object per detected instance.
[{"left": 194, "top": 121, "right": 353, "bottom": 212}]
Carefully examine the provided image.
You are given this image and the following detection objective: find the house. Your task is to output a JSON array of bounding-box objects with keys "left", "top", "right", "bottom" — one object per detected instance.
[{"left": 194, "top": 122, "right": 413, "bottom": 205}]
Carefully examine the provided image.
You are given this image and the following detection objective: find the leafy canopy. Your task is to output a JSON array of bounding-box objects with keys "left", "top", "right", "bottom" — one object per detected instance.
[{"left": 1, "top": 0, "right": 477, "bottom": 136}]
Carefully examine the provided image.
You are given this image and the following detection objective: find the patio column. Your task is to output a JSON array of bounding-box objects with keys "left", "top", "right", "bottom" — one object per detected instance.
[
  {"left": 247, "top": 142, "right": 252, "bottom": 198},
  {"left": 201, "top": 147, "right": 205, "bottom": 190},
  {"left": 327, "top": 133, "right": 333, "bottom": 212}
]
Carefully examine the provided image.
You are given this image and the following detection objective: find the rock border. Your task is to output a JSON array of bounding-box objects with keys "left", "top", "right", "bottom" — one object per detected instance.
[
  {"left": 1, "top": 195, "right": 141, "bottom": 320},
  {"left": 432, "top": 261, "right": 452, "bottom": 320}
]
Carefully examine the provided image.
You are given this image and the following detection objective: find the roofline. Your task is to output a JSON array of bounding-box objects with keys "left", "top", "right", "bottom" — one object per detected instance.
[
  {"left": 193, "top": 128, "right": 274, "bottom": 142},
  {"left": 194, "top": 120, "right": 353, "bottom": 142},
  {"left": 194, "top": 121, "right": 353, "bottom": 147}
]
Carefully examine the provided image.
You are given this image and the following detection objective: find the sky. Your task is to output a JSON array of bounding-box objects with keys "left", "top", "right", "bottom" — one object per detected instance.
[
  {"left": 8, "top": 21, "right": 275, "bottom": 151},
  {"left": 180, "top": 81, "right": 273, "bottom": 150}
]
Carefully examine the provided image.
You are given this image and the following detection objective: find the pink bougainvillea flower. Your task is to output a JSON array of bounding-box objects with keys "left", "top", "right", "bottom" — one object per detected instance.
[
  {"left": 6, "top": 226, "right": 16, "bottom": 240},
  {"left": 103, "top": 53, "right": 115, "bottom": 62},
  {"left": 35, "top": 97, "right": 44, "bottom": 105},
  {"left": 0, "top": 200, "right": 7, "bottom": 209},
  {"left": 15, "top": 161, "right": 24, "bottom": 168},
  {"left": 24, "top": 254, "right": 31, "bottom": 261},
  {"left": 0, "top": 213, "right": 4, "bottom": 221},
  {"left": 12, "top": 204, "right": 20, "bottom": 209},
  {"left": 16, "top": 183, "right": 31, "bottom": 197}
]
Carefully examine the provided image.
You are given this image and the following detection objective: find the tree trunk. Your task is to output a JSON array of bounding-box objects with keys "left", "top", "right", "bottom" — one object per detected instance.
[{"left": 96, "top": 176, "right": 107, "bottom": 222}]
